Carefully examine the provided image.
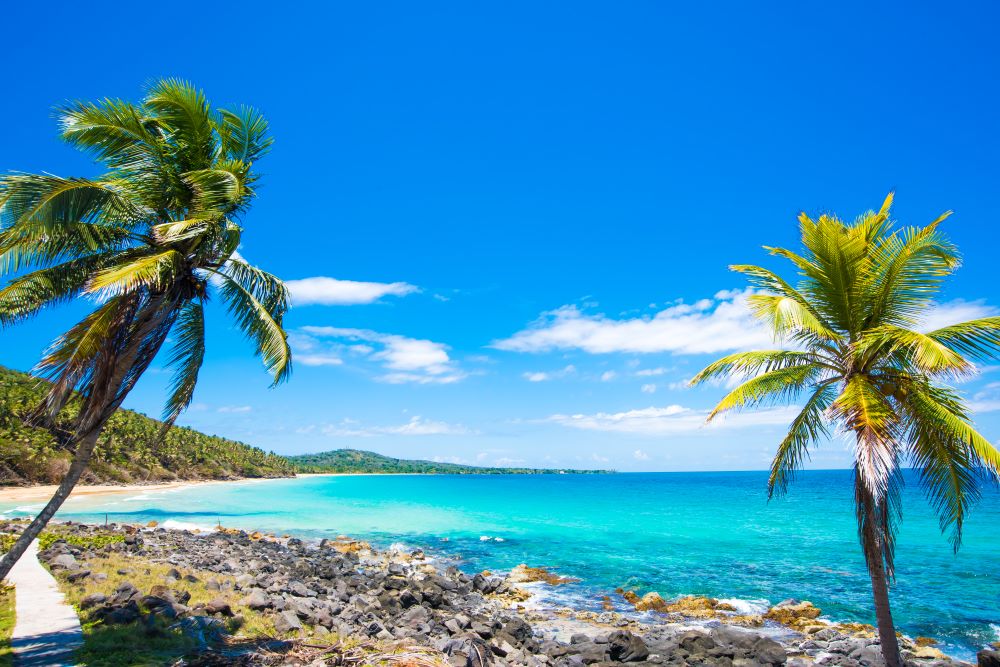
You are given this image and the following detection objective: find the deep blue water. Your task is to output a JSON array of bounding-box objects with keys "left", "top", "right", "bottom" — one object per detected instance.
[{"left": 2, "top": 470, "right": 997, "bottom": 659}]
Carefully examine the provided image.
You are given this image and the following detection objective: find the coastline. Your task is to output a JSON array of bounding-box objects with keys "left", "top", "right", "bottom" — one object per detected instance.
[
  {"left": 0, "top": 476, "right": 257, "bottom": 503},
  {"left": 7, "top": 518, "right": 971, "bottom": 667}
]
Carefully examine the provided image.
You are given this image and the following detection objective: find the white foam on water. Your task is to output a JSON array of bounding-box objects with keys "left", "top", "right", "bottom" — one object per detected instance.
[
  {"left": 717, "top": 597, "right": 770, "bottom": 615},
  {"left": 992, "top": 623, "right": 1000, "bottom": 640},
  {"left": 161, "top": 519, "right": 216, "bottom": 533},
  {"left": 479, "top": 535, "right": 505, "bottom": 542}
]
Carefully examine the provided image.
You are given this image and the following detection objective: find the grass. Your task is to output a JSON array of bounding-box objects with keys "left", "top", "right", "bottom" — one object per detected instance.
[{"left": 0, "top": 584, "right": 14, "bottom": 667}]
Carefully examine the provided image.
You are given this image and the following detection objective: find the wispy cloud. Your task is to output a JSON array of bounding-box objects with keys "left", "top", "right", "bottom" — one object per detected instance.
[
  {"left": 641, "top": 384, "right": 657, "bottom": 394},
  {"left": 547, "top": 404, "right": 800, "bottom": 435},
  {"left": 321, "top": 416, "right": 475, "bottom": 437},
  {"left": 522, "top": 365, "right": 576, "bottom": 382},
  {"left": 217, "top": 405, "right": 252, "bottom": 414},
  {"left": 286, "top": 277, "right": 419, "bottom": 306},
  {"left": 297, "top": 327, "right": 466, "bottom": 384},
  {"left": 970, "top": 382, "right": 1000, "bottom": 414},
  {"left": 918, "top": 300, "right": 997, "bottom": 332},
  {"left": 493, "top": 290, "right": 770, "bottom": 355}
]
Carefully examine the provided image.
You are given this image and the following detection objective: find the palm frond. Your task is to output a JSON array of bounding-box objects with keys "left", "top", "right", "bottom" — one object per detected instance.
[
  {"left": 707, "top": 363, "right": 822, "bottom": 420},
  {"left": 86, "top": 250, "right": 182, "bottom": 296},
  {"left": 0, "top": 256, "right": 109, "bottom": 327},
  {"left": 162, "top": 300, "right": 206, "bottom": 427},
  {"left": 690, "top": 350, "right": 820, "bottom": 386},
  {"left": 925, "top": 317, "right": 1000, "bottom": 363},
  {"left": 218, "top": 106, "right": 273, "bottom": 162},
  {"left": 833, "top": 375, "right": 900, "bottom": 500},
  {"left": 215, "top": 264, "right": 291, "bottom": 385},
  {"left": 768, "top": 381, "right": 837, "bottom": 497}
]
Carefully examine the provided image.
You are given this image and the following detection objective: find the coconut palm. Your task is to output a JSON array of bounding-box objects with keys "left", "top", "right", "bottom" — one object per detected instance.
[
  {"left": 0, "top": 80, "right": 291, "bottom": 578},
  {"left": 690, "top": 194, "right": 1000, "bottom": 667}
]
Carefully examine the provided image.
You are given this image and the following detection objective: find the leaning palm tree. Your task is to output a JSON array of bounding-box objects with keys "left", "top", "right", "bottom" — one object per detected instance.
[
  {"left": 690, "top": 194, "right": 1000, "bottom": 667},
  {"left": 0, "top": 80, "right": 291, "bottom": 578}
]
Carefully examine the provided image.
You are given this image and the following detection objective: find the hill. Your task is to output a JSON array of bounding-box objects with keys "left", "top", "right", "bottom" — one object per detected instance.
[
  {"left": 287, "top": 448, "right": 614, "bottom": 474},
  {"left": 0, "top": 366, "right": 293, "bottom": 485}
]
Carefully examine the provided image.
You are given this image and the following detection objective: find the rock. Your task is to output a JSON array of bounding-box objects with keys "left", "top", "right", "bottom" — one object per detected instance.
[
  {"left": 49, "top": 554, "right": 79, "bottom": 570},
  {"left": 607, "top": 630, "right": 650, "bottom": 662},
  {"left": 711, "top": 626, "right": 759, "bottom": 651},
  {"left": 273, "top": 609, "right": 303, "bottom": 633},
  {"left": 752, "top": 637, "right": 787, "bottom": 665},
  {"left": 204, "top": 598, "right": 233, "bottom": 617},
  {"left": 978, "top": 650, "right": 1000, "bottom": 667},
  {"left": 855, "top": 644, "right": 885, "bottom": 667},
  {"left": 635, "top": 592, "right": 669, "bottom": 612},
  {"left": 508, "top": 564, "right": 579, "bottom": 585},
  {"left": 110, "top": 581, "right": 140, "bottom": 605},
  {"left": 67, "top": 569, "right": 91, "bottom": 582},
  {"left": 679, "top": 631, "right": 716, "bottom": 655},
  {"left": 242, "top": 588, "right": 271, "bottom": 610},
  {"left": 80, "top": 593, "right": 107, "bottom": 609},
  {"left": 765, "top": 601, "right": 823, "bottom": 631}
]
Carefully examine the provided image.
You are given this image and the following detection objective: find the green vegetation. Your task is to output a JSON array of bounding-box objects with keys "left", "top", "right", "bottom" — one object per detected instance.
[
  {"left": 289, "top": 448, "right": 614, "bottom": 474},
  {"left": 691, "top": 193, "right": 1000, "bottom": 667},
  {"left": 0, "top": 365, "right": 293, "bottom": 485},
  {"left": 0, "top": 79, "right": 292, "bottom": 578},
  {"left": 0, "top": 584, "right": 12, "bottom": 667}
]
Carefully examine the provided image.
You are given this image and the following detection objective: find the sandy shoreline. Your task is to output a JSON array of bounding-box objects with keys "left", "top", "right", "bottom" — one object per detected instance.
[
  {"left": 0, "top": 472, "right": 417, "bottom": 503},
  {"left": 0, "top": 477, "right": 253, "bottom": 503}
]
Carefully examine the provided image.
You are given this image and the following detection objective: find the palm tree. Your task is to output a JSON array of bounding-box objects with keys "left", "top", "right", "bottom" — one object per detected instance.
[
  {"left": 690, "top": 194, "right": 1000, "bottom": 667},
  {"left": 0, "top": 80, "right": 292, "bottom": 579}
]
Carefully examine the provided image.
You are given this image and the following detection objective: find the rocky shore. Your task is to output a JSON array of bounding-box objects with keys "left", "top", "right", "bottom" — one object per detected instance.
[{"left": 22, "top": 521, "right": 990, "bottom": 667}]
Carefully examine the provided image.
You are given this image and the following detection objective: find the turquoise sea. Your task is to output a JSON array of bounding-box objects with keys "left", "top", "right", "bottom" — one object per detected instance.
[{"left": 2, "top": 470, "right": 998, "bottom": 660}]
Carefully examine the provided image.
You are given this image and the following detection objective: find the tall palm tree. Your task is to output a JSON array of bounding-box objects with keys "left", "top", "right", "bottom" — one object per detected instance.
[
  {"left": 0, "top": 80, "right": 292, "bottom": 578},
  {"left": 690, "top": 194, "right": 1000, "bottom": 667}
]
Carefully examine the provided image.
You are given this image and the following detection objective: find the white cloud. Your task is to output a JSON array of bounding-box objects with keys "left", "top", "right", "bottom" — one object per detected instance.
[
  {"left": 217, "top": 405, "right": 252, "bottom": 414},
  {"left": 495, "top": 457, "right": 527, "bottom": 466},
  {"left": 286, "top": 277, "right": 419, "bottom": 306},
  {"left": 641, "top": 384, "right": 657, "bottom": 394},
  {"left": 521, "top": 365, "right": 576, "bottom": 383},
  {"left": 600, "top": 371, "right": 617, "bottom": 382},
  {"left": 918, "top": 300, "right": 997, "bottom": 332},
  {"left": 493, "top": 290, "right": 771, "bottom": 355},
  {"left": 634, "top": 367, "right": 669, "bottom": 377},
  {"left": 970, "top": 382, "right": 1000, "bottom": 414},
  {"left": 321, "top": 416, "right": 475, "bottom": 437},
  {"left": 633, "top": 449, "right": 650, "bottom": 460},
  {"left": 298, "top": 326, "right": 466, "bottom": 384},
  {"left": 297, "top": 354, "right": 344, "bottom": 367},
  {"left": 547, "top": 404, "right": 800, "bottom": 435}
]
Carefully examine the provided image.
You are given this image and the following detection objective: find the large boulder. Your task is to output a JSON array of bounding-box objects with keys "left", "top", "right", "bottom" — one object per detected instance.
[
  {"left": 273, "top": 610, "right": 303, "bottom": 634},
  {"left": 607, "top": 630, "right": 650, "bottom": 662},
  {"left": 978, "top": 650, "right": 1000, "bottom": 667}
]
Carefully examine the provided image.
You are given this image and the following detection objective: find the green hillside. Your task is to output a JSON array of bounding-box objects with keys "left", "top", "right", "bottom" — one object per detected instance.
[
  {"left": 288, "top": 448, "right": 614, "bottom": 474},
  {"left": 0, "top": 366, "right": 293, "bottom": 485}
]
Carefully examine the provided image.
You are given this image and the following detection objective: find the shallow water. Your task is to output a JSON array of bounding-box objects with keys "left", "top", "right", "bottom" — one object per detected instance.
[{"left": 2, "top": 470, "right": 997, "bottom": 660}]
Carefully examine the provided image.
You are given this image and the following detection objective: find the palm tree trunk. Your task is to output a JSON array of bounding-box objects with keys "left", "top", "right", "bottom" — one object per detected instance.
[
  {"left": 866, "top": 548, "right": 902, "bottom": 667},
  {"left": 0, "top": 297, "right": 174, "bottom": 580},
  {"left": 0, "top": 427, "right": 101, "bottom": 580},
  {"left": 857, "top": 476, "right": 903, "bottom": 667}
]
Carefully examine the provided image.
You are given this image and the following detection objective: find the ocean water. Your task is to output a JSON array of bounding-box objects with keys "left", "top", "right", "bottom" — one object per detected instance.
[{"left": 2, "top": 470, "right": 998, "bottom": 660}]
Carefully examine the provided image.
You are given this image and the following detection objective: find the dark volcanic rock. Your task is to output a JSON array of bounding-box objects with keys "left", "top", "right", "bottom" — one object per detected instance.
[{"left": 608, "top": 630, "right": 650, "bottom": 662}]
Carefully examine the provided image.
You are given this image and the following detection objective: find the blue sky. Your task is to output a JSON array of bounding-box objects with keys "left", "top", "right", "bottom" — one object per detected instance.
[{"left": 2, "top": 1, "right": 999, "bottom": 471}]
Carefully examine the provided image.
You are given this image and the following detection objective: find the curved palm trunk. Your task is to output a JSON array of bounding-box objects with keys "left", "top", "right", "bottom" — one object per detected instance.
[
  {"left": 0, "top": 298, "right": 174, "bottom": 580},
  {"left": 0, "top": 427, "right": 102, "bottom": 580}
]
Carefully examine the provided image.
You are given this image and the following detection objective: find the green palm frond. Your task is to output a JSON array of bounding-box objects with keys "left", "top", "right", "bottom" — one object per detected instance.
[
  {"left": 218, "top": 106, "right": 273, "bottom": 162},
  {"left": 768, "top": 381, "right": 837, "bottom": 498},
  {"left": 162, "top": 300, "right": 206, "bottom": 427},
  {"left": 0, "top": 174, "right": 148, "bottom": 233},
  {"left": 832, "top": 375, "right": 899, "bottom": 497},
  {"left": 690, "top": 350, "right": 820, "bottom": 385},
  {"left": 708, "top": 363, "right": 823, "bottom": 420},
  {"left": 857, "top": 325, "right": 973, "bottom": 377},
  {"left": 0, "top": 256, "right": 109, "bottom": 327},
  {"left": 925, "top": 317, "right": 1000, "bottom": 363},
  {"left": 86, "top": 250, "right": 182, "bottom": 296}
]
